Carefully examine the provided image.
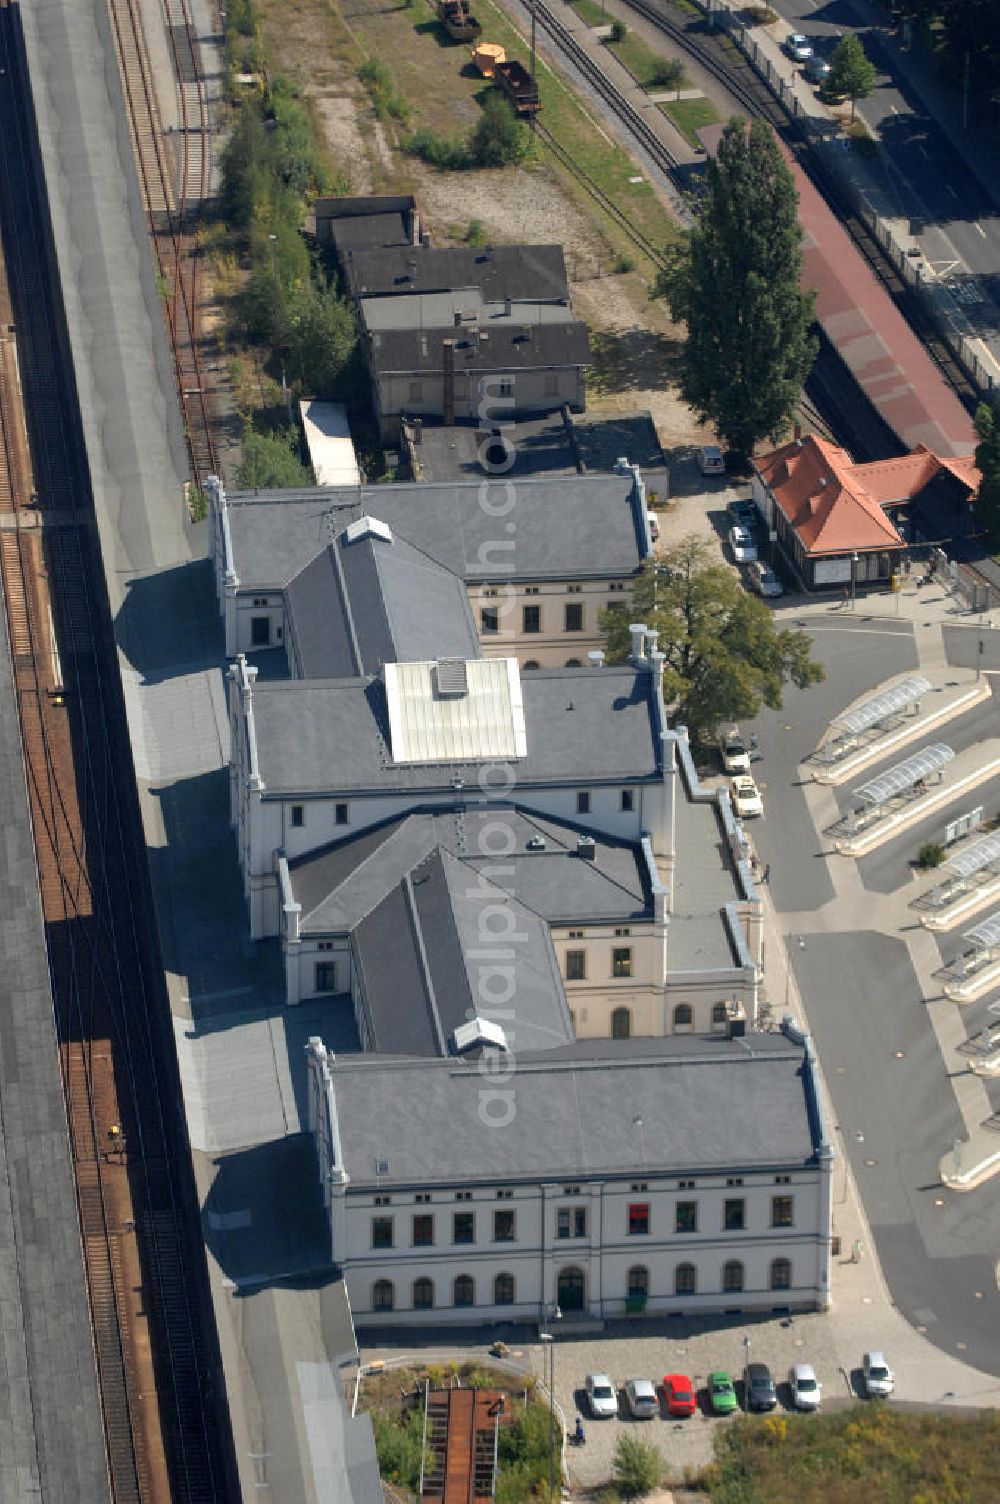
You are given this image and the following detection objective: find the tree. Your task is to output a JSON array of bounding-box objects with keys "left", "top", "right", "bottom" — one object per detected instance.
[
  {"left": 974, "top": 398, "right": 1000, "bottom": 538},
  {"left": 612, "top": 1435, "right": 662, "bottom": 1499},
  {"left": 657, "top": 117, "right": 817, "bottom": 460},
  {"left": 600, "top": 540, "right": 824, "bottom": 737},
  {"left": 826, "top": 33, "right": 877, "bottom": 121},
  {"left": 238, "top": 422, "right": 312, "bottom": 488},
  {"left": 468, "top": 94, "right": 530, "bottom": 169}
]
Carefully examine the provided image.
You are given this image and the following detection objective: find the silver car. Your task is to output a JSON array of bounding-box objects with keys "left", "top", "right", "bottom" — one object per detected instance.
[
  {"left": 585, "top": 1373, "right": 619, "bottom": 1418},
  {"left": 624, "top": 1378, "right": 659, "bottom": 1419},
  {"left": 788, "top": 1363, "right": 822, "bottom": 1410},
  {"left": 784, "top": 32, "right": 814, "bottom": 62},
  {"left": 863, "top": 1351, "right": 894, "bottom": 1398}
]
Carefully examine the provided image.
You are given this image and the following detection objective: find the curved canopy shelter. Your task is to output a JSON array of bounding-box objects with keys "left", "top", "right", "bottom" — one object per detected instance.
[
  {"left": 835, "top": 675, "right": 931, "bottom": 738},
  {"left": 854, "top": 743, "right": 954, "bottom": 809},
  {"left": 963, "top": 914, "right": 1000, "bottom": 956},
  {"left": 943, "top": 833, "right": 1000, "bottom": 883}
]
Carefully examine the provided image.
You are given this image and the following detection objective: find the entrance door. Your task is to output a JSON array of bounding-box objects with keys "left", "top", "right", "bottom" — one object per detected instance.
[
  {"left": 251, "top": 615, "right": 271, "bottom": 646},
  {"left": 557, "top": 1265, "right": 586, "bottom": 1312}
]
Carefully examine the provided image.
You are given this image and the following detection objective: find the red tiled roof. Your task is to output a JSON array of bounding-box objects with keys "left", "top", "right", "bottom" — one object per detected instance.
[{"left": 756, "top": 435, "right": 981, "bottom": 557}]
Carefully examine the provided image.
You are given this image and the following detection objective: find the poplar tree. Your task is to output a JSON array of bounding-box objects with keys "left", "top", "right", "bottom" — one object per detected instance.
[{"left": 658, "top": 117, "right": 817, "bottom": 461}]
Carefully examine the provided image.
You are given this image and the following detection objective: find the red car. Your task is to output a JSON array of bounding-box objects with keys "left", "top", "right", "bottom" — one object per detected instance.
[{"left": 662, "top": 1374, "right": 697, "bottom": 1417}]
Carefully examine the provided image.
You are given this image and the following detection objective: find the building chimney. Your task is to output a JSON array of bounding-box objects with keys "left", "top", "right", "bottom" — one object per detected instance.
[
  {"left": 645, "top": 628, "right": 659, "bottom": 657},
  {"left": 504, "top": 295, "right": 513, "bottom": 317},
  {"left": 454, "top": 310, "right": 463, "bottom": 328},
  {"left": 587, "top": 649, "right": 605, "bottom": 668},
  {"left": 649, "top": 649, "right": 665, "bottom": 692},
  {"left": 407, "top": 204, "right": 421, "bottom": 245},
  {"left": 629, "top": 623, "right": 647, "bottom": 665},
  {"left": 576, "top": 836, "right": 596, "bottom": 860},
  {"left": 442, "top": 339, "right": 455, "bottom": 426},
  {"left": 413, "top": 417, "right": 423, "bottom": 445}
]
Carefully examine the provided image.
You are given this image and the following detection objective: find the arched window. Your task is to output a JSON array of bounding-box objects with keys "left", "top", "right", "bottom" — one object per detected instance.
[
  {"left": 627, "top": 1265, "right": 648, "bottom": 1299},
  {"left": 557, "top": 1265, "right": 586, "bottom": 1312},
  {"left": 453, "top": 1274, "right": 475, "bottom": 1307},
  {"left": 413, "top": 1277, "right": 434, "bottom": 1310},
  {"left": 565, "top": 658, "right": 582, "bottom": 668},
  {"left": 770, "top": 1257, "right": 792, "bottom": 1292},
  {"left": 494, "top": 1272, "right": 515, "bottom": 1306},
  {"left": 611, "top": 1006, "right": 631, "bottom": 1040},
  {"left": 372, "top": 1279, "right": 394, "bottom": 1312},
  {"left": 711, "top": 1002, "right": 729, "bottom": 1027},
  {"left": 673, "top": 1003, "right": 693, "bottom": 1029},
  {"left": 523, "top": 660, "right": 540, "bottom": 670},
  {"left": 674, "top": 1262, "right": 696, "bottom": 1296},
  {"left": 723, "top": 1260, "right": 744, "bottom": 1293}
]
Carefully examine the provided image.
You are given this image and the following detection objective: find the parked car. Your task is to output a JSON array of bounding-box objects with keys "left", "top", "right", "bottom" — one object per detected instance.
[
  {"left": 708, "top": 1370, "right": 739, "bottom": 1416},
  {"left": 804, "top": 54, "right": 831, "bottom": 84},
  {"left": 728, "top": 524, "right": 758, "bottom": 563},
  {"left": 624, "top": 1378, "right": 659, "bottom": 1419},
  {"left": 730, "top": 774, "right": 763, "bottom": 819},
  {"left": 784, "top": 32, "right": 814, "bottom": 61},
  {"left": 751, "top": 560, "right": 783, "bottom": 598},
  {"left": 662, "top": 1373, "right": 697, "bottom": 1417},
  {"left": 585, "top": 1373, "right": 619, "bottom": 1417},
  {"left": 720, "top": 732, "right": 750, "bottom": 775},
  {"left": 697, "top": 443, "right": 726, "bottom": 476},
  {"left": 744, "top": 1362, "right": 778, "bottom": 1411},
  {"left": 727, "top": 498, "right": 758, "bottom": 530},
  {"left": 789, "top": 1363, "right": 822, "bottom": 1411},
  {"left": 863, "top": 1351, "right": 894, "bottom": 1398}
]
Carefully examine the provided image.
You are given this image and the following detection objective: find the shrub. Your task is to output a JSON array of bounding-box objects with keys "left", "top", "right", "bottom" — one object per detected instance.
[
  {"left": 616, "top": 254, "right": 636, "bottom": 274},
  {"left": 469, "top": 93, "right": 531, "bottom": 167},
  {"left": 649, "top": 57, "right": 686, "bottom": 90},
  {"left": 238, "top": 423, "right": 311, "bottom": 489},
  {"left": 610, "top": 20, "right": 628, "bottom": 42},
  {"left": 917, "top": 842, "right": 946, "bottom": 869},
  {"left": 405, "top": 126, "right": 470, "bottom": 169},
  {"left": 358, "top": 56, "right": 412, "bottom": 124},
  {"left": 613, "top": 1435, "right": 662, "bottom": 1499},
  {"left": 743, "top": 4, "right": 777, "bottom": 22},
  {"left": 466, "top": 218, "right": 488, "bottom": 246},
  {"left": 371, "top": 1408, "right": 426, "bottom": 1492}
]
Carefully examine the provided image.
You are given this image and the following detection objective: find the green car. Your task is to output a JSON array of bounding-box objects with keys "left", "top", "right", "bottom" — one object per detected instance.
[{"left": 708, "top": 1370, "right": 739, "bottom": 1415}]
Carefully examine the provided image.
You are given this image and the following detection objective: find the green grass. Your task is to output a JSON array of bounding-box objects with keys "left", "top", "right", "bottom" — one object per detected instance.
[
  {"left": 570, "top": 0, "right": 610, "bottom": 26},
  {"left": 607, "top": 31, "right": 686, "bottom": 91},
  {"left": 660, "top": 94, "right": 720, "bottom": 148},
  {"left": 704, "top": 1408, "right": 1000, "bottom": 1503}
]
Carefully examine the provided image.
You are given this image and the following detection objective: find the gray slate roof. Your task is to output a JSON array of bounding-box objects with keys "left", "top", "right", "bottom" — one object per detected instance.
[
  {"left": 251, "top": 666, "right": 661, "bottom": 795},
  {"left": 285, "top": 527, "right": 480, "bottom": 678},
  {"left": 224, "top": 473, "right": 647, "bottom": 588},
  {"left": 326, "top": 1033, "right": 822, "bottom": 1187},
  {"left": 669, "top": 783, "right": 742, "bottom": 973},
  {"left": 343, "top": 244, "right": 569, "bottom": 303},
  {"left": 367, "top": 319, "right": 590, "bottom": 375},
  {"left": 289, "top": 806, "right": 651, "bottom": 933},
  {"left": 314, "top": 194, "right": 417, "bottom": 254}
]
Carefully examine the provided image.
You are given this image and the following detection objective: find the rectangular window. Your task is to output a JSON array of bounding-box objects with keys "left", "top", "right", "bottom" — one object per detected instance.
[
  {"left": 498, "top": 378, "right": 513, "bottom": 397},
  {"left": 565, "top": 950, "right": 586, "bottom": 981},
  {"left": 494, "top": 1209, "right": 516, "bottom": 1242},
  {"left": 408, "top": 380, "right": 423, "bottom": 402},
  {"left": 416, "top": 1193, "right": 432, "bottom": 1204},
  {"left": 628, "top": 1202, "right": 649, "bottom": 1236},
  {"left": 614, "top": 927, "right": 631, "bottom": 937},
  {"left": 563, "top": 1185, "right": 581, "bottom": 1196},
  {"left": 774, "top": 1174, "right": 792, "bottom": 1185},
  {"left": 565, "top": 602, "right": 584, "bottom": 632},
  {"left": 456, "top": 1190, "right": 472, "bottom": 1202},
  {"left": 724, "top": 1198, "right": 746, "bottom": 1231},
  {"left": 315, "top": 962, "right": 337, "bottom": 993},
  {"left": 612, "top": 947, "right": 633, "bottom": 979},
  {"left": 453, "top": 1212, "right": 475, "bottom": 1244},
  {"left": 676, "top": 1201, "right": 697, "bottom": 1234},
  {"left": 630, "top": 1182, "right": 648, "bottom": 1193},
  {"left": 496, "top": 1189, "right": 513, "bottom": 1200},
  {"left": 371, "top": 1216, "right": 393, "bottom": 1249},
  {"left": 412, "top": 1214, "right": 434, "bottom": 1246},
  {"left": 678, "top": 1179, "right": 695, "bottom": 1190},
  {"left": 481, "top": 607, "right": 499, "bottom": 635},
  {"left": 523, "top": 604, "right": 541, "bottom": 634},
  {"left": 557, "top": 1206, "right": 587, "bottom": 1239},
  {"left": 620, "top": 789, "right": 634, "bottom": 812},
  {"left": 291, "top": 805, "right": 304, "bottom": 828},
  {"left": 609, "top": 582, "right": 625, "bottom": 593},
  {"left": 568, "top": 930, "right": 583, "bottom": 940},
  {"left": 525, "top": 586, "right": 539, "bottom": 596},
  {"left": 727, "top": 1177, "right": 744, "bottom": 1187},
  {"left": 771, "top": 1195, "right": 794, "bottom": 1228},
  {"left": 335, "top": 802, "right": 349, "bottom": 826},
  {"left": 251, "top": 615, "right": 271, "bottom": 647},
  {"left": 576, "top": 791, "right": 591, "bottom": 815}
]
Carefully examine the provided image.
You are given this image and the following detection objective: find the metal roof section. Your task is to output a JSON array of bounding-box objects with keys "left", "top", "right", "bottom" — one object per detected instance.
[
  {"left": 384, "top": 657, "right": 527, "bottom": 764},
  {"left": 964, "top": 914, "right": 1000, "bottom": 951},
  {"left": 943, "top": 833, "right": 1000, "bottom": 881},
  {"left": 345, "top": 514, "right": 393, "bottom": 545},
  {"left": 298, "top": 399, "right": 361, "bottom": 487},
  {"left": 854, "top": 743, "right": 954, "bottom": 805},
  {"left": 834, "top": 675, "right": 931, "bottom": 736},
  {"left": 452, "top": 1018, "right": 508, "bottom": 1053}
]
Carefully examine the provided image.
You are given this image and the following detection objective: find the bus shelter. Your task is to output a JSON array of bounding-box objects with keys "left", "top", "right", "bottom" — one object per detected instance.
[{"left": 818, "top": 675, "right": 930, "bottom": 764}]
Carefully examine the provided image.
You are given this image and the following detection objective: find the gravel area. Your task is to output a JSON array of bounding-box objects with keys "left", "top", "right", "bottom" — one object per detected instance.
[{"left": 411, "top": 161, "right": 608, "bottom": 262}]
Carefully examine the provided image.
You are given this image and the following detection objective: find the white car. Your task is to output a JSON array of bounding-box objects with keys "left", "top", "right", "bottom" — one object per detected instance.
[
  {"left": 863, "top": 1351, "right": 894, "bottom": 1398},
  {"left": 730, "top": 774, "right": 763, "bottom": 818},
  {"left": 728, "top": 524, "right": 758, "bottom": 563},
  {"left": 585, "top": 1373, "right": 619, "bottom": 1418},
  {"left": 720, "top": 733, "right": 750, "bottom": 775},
  {"left": 752, "top": 561, "right": 784, "bottom": 598},
  {"left": 697, "top": 443, "right": 725, "bottom": 476},
  {"left": 788, "top": 1363, "right": 822, "bottom": 1411},
  {"left": 624, "top": 1378, "right": 659, "bottom": 1419},
  {"left": 784, "top": 32, "right": 814, "bottom": 62}
]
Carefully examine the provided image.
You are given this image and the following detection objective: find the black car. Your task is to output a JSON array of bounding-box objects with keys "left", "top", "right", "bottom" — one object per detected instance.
[{"left": 744, "top": 1362, "right": 778, "bottom": 1411}]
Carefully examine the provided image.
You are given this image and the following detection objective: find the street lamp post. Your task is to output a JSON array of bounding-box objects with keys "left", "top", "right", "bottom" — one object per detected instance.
[
  {"left": 540, "top": 1305, "right": 562, "bottom": 1501},
  {"left": 850, "top": 552, "right": 859, "bottom": 612}
]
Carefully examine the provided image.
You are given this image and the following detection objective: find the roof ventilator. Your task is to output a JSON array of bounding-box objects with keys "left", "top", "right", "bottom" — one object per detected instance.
[
  {"left": 577, "top": 836, "right": 596, "bottom": 860},
  {"left": 434, "top": 658, "right": 469, "bottom": 697}
]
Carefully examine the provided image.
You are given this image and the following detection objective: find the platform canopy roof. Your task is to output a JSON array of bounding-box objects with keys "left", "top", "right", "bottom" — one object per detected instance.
[
  {"left": 854, "top": 742, "right": 954, "bottom": 806},
  {"left": 943, "top": 833, "right": 1000, "bottom": 882},
  {"left": 834, "top": 675, "right": 931, "bottom": 737},
  {"left": 963, "top": 914, "right": 1000, "bottom": 952}
]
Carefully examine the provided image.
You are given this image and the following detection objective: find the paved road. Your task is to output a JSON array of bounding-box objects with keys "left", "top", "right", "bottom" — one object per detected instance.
[
  {"left": 768, "top": 0, "right": 1000, "bottom": 359},
  {"left": 747, "top": 615, "right": 1000, "bottom": 1376}
]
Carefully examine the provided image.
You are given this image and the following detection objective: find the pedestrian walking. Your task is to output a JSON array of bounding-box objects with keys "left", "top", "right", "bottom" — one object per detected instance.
[
  {"left": 762, "top": 863, "right": 770, "bottom": 883},
  {"left": 749, "top": 732, "right": 758, "bottom": 756},
  {"left": 841, "top": 585, "right": 849, "bottom": 608}
]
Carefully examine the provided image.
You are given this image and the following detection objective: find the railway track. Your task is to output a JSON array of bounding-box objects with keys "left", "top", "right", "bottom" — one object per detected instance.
[
  {"left": 536, "top": 123, "right": 669, "bottom": 268},
  {"left": 0, "top": 1, "right": 231, "bottom": 1498}
]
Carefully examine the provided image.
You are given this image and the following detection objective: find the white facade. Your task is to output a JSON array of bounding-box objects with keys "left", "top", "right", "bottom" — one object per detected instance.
[{"left": 307, "top": 1037, "right": 834, "bottom": 1327}]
